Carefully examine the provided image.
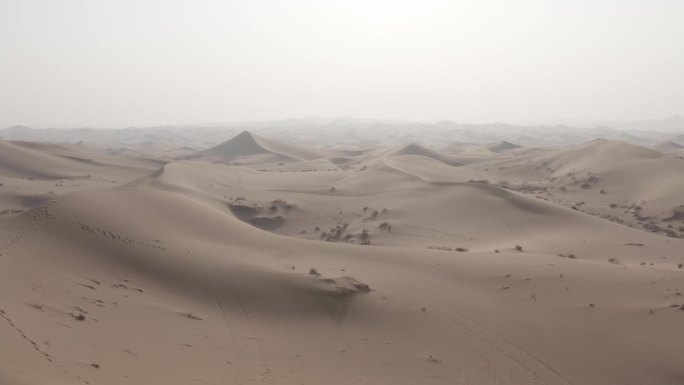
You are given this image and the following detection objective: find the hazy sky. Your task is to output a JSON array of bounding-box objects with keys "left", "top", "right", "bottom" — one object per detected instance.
[{"left": 1, "top": 0, "right": 683, "bottom": 128}]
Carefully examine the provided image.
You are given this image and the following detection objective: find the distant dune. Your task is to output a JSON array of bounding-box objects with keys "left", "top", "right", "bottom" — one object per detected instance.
[
  {"left": 388, "top": 142, "right": 461, "bottom": 165},
  {"left": 199, "top": 130, "right": 333, "bottom": 162},
  {"left": 486, "top": 140, "right": 522, "bottom": 153},
  {"left": 654, "top": 140, "right": 684, "bottom": 153}
]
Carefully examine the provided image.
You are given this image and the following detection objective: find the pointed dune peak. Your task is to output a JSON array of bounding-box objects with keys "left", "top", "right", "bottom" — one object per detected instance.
[
  {"left": 202, "top": 130, "right": 270, "bottom": 158},
  {"left": 393, "top": 143, "right": 443, "bottom": 159},
  {"left": 199, "top": 131, "right": 332, "bottom": 162},
  {"left": 387, "top": 142, "right": 463, "bottom": 166}
]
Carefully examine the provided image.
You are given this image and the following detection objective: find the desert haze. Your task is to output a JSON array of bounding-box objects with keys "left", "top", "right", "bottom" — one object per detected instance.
[
  {"left": 1, "top": 120, "right": 684, "bottom": 385},
  {"left": 3, "top": 0, "right": 684, "bottom": 384}
]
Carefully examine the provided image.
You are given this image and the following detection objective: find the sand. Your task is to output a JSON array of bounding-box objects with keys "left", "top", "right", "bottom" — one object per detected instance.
[{"left": 1, "top": 131, "right": 684, "bottom": 385}]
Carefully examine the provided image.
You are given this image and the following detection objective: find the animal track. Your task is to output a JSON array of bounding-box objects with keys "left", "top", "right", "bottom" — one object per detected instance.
[
  {"left": 0, "top": 307, "right": 53, "bottom": 362},
  {"left": 0, "top": 307, "right": 93, "bottom": 384},
  {"left": 79, "top": 223, "right": 166, "bottom": 251}
]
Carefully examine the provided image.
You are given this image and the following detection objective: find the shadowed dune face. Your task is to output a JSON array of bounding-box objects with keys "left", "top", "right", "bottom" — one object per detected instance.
[
  {"left": 196, "top": 131, "right": 335, "bottom": 165},
  {"left": 487, "top": 141, "right": 522, "bottom": 153},
  {"left": 202, "top": 130, "right": 272, "bottom": 157},
  {"left": 653, "top": 140, "right": 684, "bottom": 153},
  {"left": 1, "top": 134, "right": 684, "bottom": 385}
]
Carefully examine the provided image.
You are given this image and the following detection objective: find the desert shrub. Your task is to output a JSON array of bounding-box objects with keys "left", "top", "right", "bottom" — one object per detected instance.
[
  {"left": 378, "top": 222, "right": 392, "bottom": 232},
  {"left": 360, "top": 229, "right": 371, "bottom": 245},
  {"left": 428, "top": 246, "right": 451, "bottom": 251}
]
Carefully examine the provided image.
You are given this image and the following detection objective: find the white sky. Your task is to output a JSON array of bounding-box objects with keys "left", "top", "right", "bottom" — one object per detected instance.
[{"left": 1, "top": 0, "right": 682, "bottom": 127}]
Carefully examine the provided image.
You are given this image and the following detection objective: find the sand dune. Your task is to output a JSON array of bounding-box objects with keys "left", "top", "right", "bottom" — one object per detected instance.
[
  {"left": 1, "top": 133, "right": 684, "bottom": 385},
  {"left": 459, "top": 139, "right": 684, "bottom": 237},
  {"left": 654, "top": 140, "right": 684, "bottom": 153},
  {"left": 0, "top": 139, "right": 163, "bottom": 217},
  {"left": 486, "top": 140, "right": 522, "bottom": 153},
  {"left": 198, "top": 131, "right": 334, "bottom": 164},
  {"left": 389, "top": 142, "right": 455, "bottom": 163},
  {"left": 0, "top": 140, "right": 94, "bottom": 179}
]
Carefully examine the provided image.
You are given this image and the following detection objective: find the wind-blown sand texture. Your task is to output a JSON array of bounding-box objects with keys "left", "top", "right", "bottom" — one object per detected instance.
[{"left": 1, "top": 131, "right": 683, "bottom": 385}]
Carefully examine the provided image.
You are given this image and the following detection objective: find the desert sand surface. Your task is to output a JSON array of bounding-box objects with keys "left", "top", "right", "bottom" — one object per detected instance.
[{"left": 1, "top": 128, "right": 684, "bottom": 385}]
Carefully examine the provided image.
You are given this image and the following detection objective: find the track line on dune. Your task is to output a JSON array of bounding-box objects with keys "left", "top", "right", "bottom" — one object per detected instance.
[
  {"left": 233, "top": 169, "right": 245, "bottom": 189},
  {"left": 0, "top": 204, "right": 56, "bottom": 258},
  {"left": 445, "top": 308, "right": 571, "bottom": 385},
  {"left": 401, "top": 279, "right": 572, "bottom": 385},
  {"left": 213, "top": 293, "right": 239, "bottom": 384},
  {"left": 0, "top": 307, "right": 53, "bottom": 363},
  {"left": 0, "top": 307, "right": 91, "bottom": 384},
  {"left": 230, "top": 287, "right": 271, "bottom": 382}
]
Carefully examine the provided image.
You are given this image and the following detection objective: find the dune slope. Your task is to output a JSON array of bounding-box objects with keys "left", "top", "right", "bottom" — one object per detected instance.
[{"left": 1, "top": 136, "right": 684, "bottom": 385}]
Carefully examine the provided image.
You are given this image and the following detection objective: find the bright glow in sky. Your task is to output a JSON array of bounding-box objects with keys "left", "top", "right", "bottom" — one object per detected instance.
[{"left": 1, "top": 0, "right": 682, "bottom": 127}]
